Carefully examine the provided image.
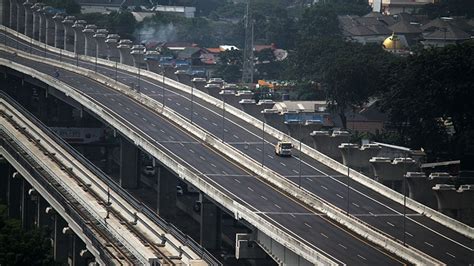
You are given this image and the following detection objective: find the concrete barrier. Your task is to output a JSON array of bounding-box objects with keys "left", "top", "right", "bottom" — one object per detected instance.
[
  {"left": 0, "top": 56, "right": 338, "bottom": 266},
  {"left": 4, "top": 26, "right": 472, "bottom": 240}
]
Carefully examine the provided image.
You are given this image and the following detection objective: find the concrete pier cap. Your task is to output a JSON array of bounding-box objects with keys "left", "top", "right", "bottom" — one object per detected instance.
[
  {"left": 61, "top": 15, "right": 75, "bottom": 51},
  {"left": 105, "top": 34, "right": 120, "bottom": 60},
  {"left": 118, "top": 39, "right": 133, "bottom": 65},
  {"left": 72, "top": 20, "right": 86, "bottom": 54},
  {"left": 23, "top": 0, "right": 35, "bottom": 37},
  {"left": 52, "top": 13, "right": 64, "bottom": 48},
  {"left": 82, "top": 24, "right": 97, "bottom": 57},
  {"left": 131, "top": 44, "right": 146, "bottom": 68},
  {"left": 93, "top": 29, "right": 108, "bottom": 58}
]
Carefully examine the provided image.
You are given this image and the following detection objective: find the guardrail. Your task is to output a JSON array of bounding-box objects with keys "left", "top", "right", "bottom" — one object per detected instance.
[
  {"left": 0, "top": 56, "right": 338, "bottom": 265},
  {"left": 0, "top": 45, "right": 447, "bottom": 264},
  {"left": 4, "top": 25, "right": 470, "bottom": 240}
]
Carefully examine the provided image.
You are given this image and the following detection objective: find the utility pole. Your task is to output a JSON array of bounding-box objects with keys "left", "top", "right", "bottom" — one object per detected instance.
[{"left": 241, "top": 0, "right": 254, "bottom": 85}]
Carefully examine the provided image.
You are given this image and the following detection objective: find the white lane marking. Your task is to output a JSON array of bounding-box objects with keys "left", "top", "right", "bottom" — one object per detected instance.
[
  {"left": 169, "top": 135, "right": 175, "bottom": 140},
  {"left": 290, "top": 214, "right": 296, "bottom": 218},
  {"left": 247, "top": 187, "right": 254, "bottom": 192},
  {"left": 210, "top": 163, "right": 217, "bottom": 168},
  {"left": 357, "top": 255, "right": 367, "bottom": 261},
  {"left": 234, "top": 178, "right": 241, "bottom": 184},
  {"left": 176, "top": 102, "right": 180, "bottom": 106},
  {"left": 336, "top": 194, "right": 344, "bottom": 199},
  {"left": 338, "top": 244, "right": 347, "bottom": 250},
  {"left": 111, "top": 98, "right": 116, "bottom": 101},
  {"left": 193, "top": 112, "right": 198, "bottom": 115},
  {"left": 304, "top": 223, "right": 312, "bottom": 228},
  {"left": 126, "top": 107, "right": 130, "bottom": 111},
  {"left": 134, "top": 112, "right": 139, "bottom": 116},
  {"left": 256, "top": 148, "right": 262, "bottom": 151},
  {"left": 212, "top": 122, "right": 218, "bottom": 126},
  {"left": 199, "top": 156, "right": 206, "bottom": 161},
  {"left": 222, "top": 170, "right": 228, "bottom": 175},
  {"left": 189, "top": 149, "right": 195, "bottom": 153},
  {"left": 386, "top": 222, "right": 395, "bottom": 227},
  {"left": 274, "top": 204, "right": 281, "bottom": 209},
  {"left": 160, "top": 129, "right": 165, "bottom": 133},
  {"left": 143, "top": 87, "right": 149, "bottom": 91},
  {"left": 203, "top": 117, "right": 208, "bottom": 121},
  {"left": 369, "top": 212, "right": 375, "bottom": 216},
  {"left": 151, "top": 90, "right": 156, "bottom": 93},
  {"left": 292, "top": 169, "right": 299, "bottom": 174},
  {"left": 352, "top": 203, "right": 360, "bottom": 208},
  {"left": 306, "top": 177, "right": 313, "bottom": 182},
  {"left": 424, "top": 242, "right": 434, "bottom": 247},
  {"left": 261, "top": 196, "right": 267, "bottom": 200},
  {"left": 321, "top": 185, "right": 328, "bottom": 190},
  {"left": 233, "top": 135, "right": 239, "bottom": 139},
  {"left": 405, "top": 232, "right": 413, "bottom": 237},
  {"left": 179, "top": 143, "right": 184, "bottom": 147},
  {"left": 268, "top": 155, "right": 274, "bottom": 159},
  {"left": 280, "top": 162, "right": 286, "bottom": 166},
  {"left": 445, "top": 252, "right": 456, "bottom": 258},
  {"left": 167, "top": 98, "right": 172, "bottom": 101},
  {"left": 224, "top": 128, "right": 229, "bottom": 132},
  {"left": 184, "top": 107, "right": 189, "bottom": 110},
  {"left": 118, "top": 102, "right": 123, "bottom": 106},
  {"left": 320, "top": 233, "right": 329, "bottom": 239},
  {"left": 142, "top": 117, "right": 147, "bottom": 121},
  {"left": 151, "top": 123, "right": 156, "bottom": 127}
]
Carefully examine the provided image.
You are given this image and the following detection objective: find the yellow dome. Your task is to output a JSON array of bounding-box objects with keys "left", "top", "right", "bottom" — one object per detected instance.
[{"left": 383, "top": 33, "right": 405, "bottom": 50}]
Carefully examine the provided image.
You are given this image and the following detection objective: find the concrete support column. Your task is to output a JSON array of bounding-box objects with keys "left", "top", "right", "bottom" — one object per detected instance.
[
  {"left": 52, "top": 13, "right": 63, "bottom": 48},
  {"left": 44, "top": 11, "right": 55, "bottom": 46},
  {"left": 311, "top": 130, "right": 350, "bottom": 160},
  {"left": 31, "top": 3, "right": 42, "bottom": 40},
  {"left": 93, "top": 28, "right": 107, "bottom": 58},
  {"left": 0, "top": 161, "right": 9, "bottom": 204},
  {"left": 339, "top": 143, "right": 382, "bottom": 173},
  {"left": 119, "top": 137, "right": 139, "bottom": 189},
  {"left": 23, "top": 1, "right": 33, "bottom": 37},
  {"left": 36, "top": 196, "right": 50, "bottom": 228},
  {"left": 105, "top": 34, "right": 120, "bottom": 61},
  {"left": 118, "top": 39, "right": 133, "bottom": 66},
  {"left": 38, "top": 9, "right": 46, "bottom": 42},
  {"left": 61, "top": 16, "right": 75, "bottom": 52},
  {"left": 131, "top": 44, "right": 145, "bottom": 68},
  {"left": 82, "top": 24, "right": 97, "bottom": 57},
  {"left": 145, "top": 51, "right": 161, "bottom": 72},
  {"left": 21, "top": 180, "right": 35, "bottom": 230},
  {"left": 9, "top": 0, "right": 17, "bottom": 29},
  {"left": 3, "top": 0, "right": 11, "bottom": 27},
  {"left": 156, "top": 166, "right": 177, "bottom": 220},
  {"left": 200, "top": 194, "right": 222, "bottom": 250},
  {"left": 72, "top": 235, "right": 87, "bottom": 265},
  {"left": 7, "top": 170, "right": 22, "bottom": 219},
  {"left": 72, "top": 20, "right": 85, "bottom": 55},
  {"left": 16, "top": 0, "right": 24, "bottom": 33},
  {"left": 53, "top": 215, "right": 69, "bottom": 263}
]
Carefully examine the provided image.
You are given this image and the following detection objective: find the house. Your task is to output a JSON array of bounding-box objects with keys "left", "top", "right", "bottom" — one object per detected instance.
[{"left": 368, "top": 0, "right": 436, "bottom": 15}]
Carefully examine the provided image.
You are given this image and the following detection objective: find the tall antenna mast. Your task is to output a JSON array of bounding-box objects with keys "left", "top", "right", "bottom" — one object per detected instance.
[{"left": 241, "top": 0, "right": 254, "bottom": 85}]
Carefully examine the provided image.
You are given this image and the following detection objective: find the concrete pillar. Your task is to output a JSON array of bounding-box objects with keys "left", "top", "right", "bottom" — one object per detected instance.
[
  {"left": 456, "top": 185, "right": 474, "bottom": 226},
  {"left": 105, "top": 34, "right": 120, "bottom": 61},
  {"left": 82, "top": 24, "right": 97, "bottom": 57},
  {"left": 23, "top": 0, "right": 33, "bottom": 37},
  {"left": 36, "top": 196, "right": 50, "bottom": 228},
  {"left": 93, "top": 28, "right": 108, "bottom": 58},
  {"left": 156, "top": 166, "right": 177, "bottom": 220},
  {"left": 16, "top": 0, "right": 24, "bottom": 33},
  {"left": 131, "top": 44, "right": 145, "bottom": 68},
  {"left": 21, "top": 180, "right": 35, "bottom": 229},
  {"left": 0, "top": 161, "right": 9, "bottom": 204},
  {"left": 145, "top": 50, "right": 161, "bottom": 72},
  {"left": 62, "top": 16, "right": 75, "bottom": 52},
  {"left": 44, "top": 8, "right": 55, "bottom": 46},
  {"left": 339, "top": 143, "right": 381, "bottom": 173},
  {"left": 200, "top": 194, "right": 222, "bottom": 250},
  {"left": 286, "top": 120, "right": 322, "bottom": 145},
  {"left": 9, "top": 0, "right": 17, "bottom": 29},
  {"left": 38, "top": 7, "right": 46, "bottom": 42},
  {"left": 72, "top": 20, "right": 85, "bottom": 55},
  {"left": 370, "top": 157, "right": 418, "bottom": 191},
  {"left": 219, "top": 90, "right": 236, "bottom": 107},
  {"left": 311, "top": 130, "right": 350, "bottom": 160},
  {"left": 31, "top": 3, "right": 42, "bottom": 40},
  {"left": 7, "top": 170, "right": 22, "bottom": 219},
  {"left": 119, "top": 137, "right": 139, "bottom": 189},
  {"left": 52, "top": 13, "right": 63, "bottom": 48},
  {"left": 72, "top": 235, "right": 87, "bottom": 265},
  {"left": 53, "top": 214, "right": 68, "bottom": 263},
  {"left": 118, "top": 39, "right": 133, "bottom": 66}
]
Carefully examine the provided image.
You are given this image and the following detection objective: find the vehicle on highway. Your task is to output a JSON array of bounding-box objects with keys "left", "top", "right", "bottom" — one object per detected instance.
[
  {"left": 204, "top": 83, "right": 221, "bottom": 89},
  {"left": 275, "top": 141, "right": 293, "bottom": 156},
  {"left": 223, "top": 83, "right": 238, "bottom": 89},
  {"left": 174, "top": 69, "right": 187, "bottom": 75},
  {"left": 143, "top": 165, "right": 156, "bottom": 176},
  {"left": 207, "top": 78, "right": 224, "bottom": 84},
  {"left": 191, "top": 77, "right": 206, "bottom": 82}
]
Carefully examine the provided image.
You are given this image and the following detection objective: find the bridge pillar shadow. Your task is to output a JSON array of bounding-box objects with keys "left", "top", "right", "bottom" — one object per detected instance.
[
  {"left": 53, "top": 213, "right": 69, "bottom": 264},
  {"left": 119, "top": 137, "right": 139, "bottom": 189},
  {"left": 200, "top": 194, "right": 222, "bottom": 251},
  {"left": 156, "top": 165, "right": 177, "bottom": 220},
  {"left": 20, "top": 179, "right": 35, "bottom": 230},
  {"left": 7, "top": 169, "right": 22, "bottom": 219}
]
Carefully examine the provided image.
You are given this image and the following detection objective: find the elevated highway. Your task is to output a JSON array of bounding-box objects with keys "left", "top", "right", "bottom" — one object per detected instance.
[
  {"left": 0, "top": 19, "right": 473, "bottom": 264},
  {"left": 0, "top": 92, "right": 213, "bottom": 265}
]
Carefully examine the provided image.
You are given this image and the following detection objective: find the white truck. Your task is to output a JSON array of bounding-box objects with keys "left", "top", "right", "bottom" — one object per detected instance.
[{"left": 275, "top": 141, "right": 293, "bottom": 156}]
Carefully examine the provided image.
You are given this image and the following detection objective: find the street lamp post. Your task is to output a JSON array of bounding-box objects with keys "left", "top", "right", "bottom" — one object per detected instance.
[
  {"left": 298, "top": 113, "right": 302, "bottom": 188},
  {"left": 262, "top": 121, "right": 265, "bottom": 167},
  {"left": 347, "top": 147, "right": 350, "bottom": 215},
  {"left": 115, "top": 60, "right": 118, "bottom": 83},
  {"left": 222, "top": 95, "right": 226, "bottom": 142},
  {"left": 403, "top": 152, "right": 407, "bottom": 246},
  {"left": 161, "top": 66, "right": 165, "bottom": 109},
  {"left": 190, "top": 82, "right": 195, "bottom": 123}
]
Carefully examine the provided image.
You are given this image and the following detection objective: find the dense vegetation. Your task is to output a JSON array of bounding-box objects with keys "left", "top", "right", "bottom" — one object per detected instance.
[{"left": 0, "top": 204, "right": 53, "bottom": 265}]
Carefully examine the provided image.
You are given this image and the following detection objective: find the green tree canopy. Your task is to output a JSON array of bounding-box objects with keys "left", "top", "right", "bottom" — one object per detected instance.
[{"left": 40, "top": 0, "right": 81, "bottom": 14}]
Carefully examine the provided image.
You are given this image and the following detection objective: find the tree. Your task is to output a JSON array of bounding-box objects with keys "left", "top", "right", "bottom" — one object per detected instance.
[
  {"left": 419, "top": 0, "right": 474, "bottom": 18},
  {"left": 214, "top": 49, "right": 243, "bottom": 82},
  {"left": 41, "top": 0, "right": 81, "bottom": 14},
  {"left": 380, "top": 42, "right": 474, "bottom": 160}
]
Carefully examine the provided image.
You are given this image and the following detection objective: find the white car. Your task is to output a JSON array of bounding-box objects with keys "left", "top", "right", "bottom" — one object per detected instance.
[
  {"left": 204, "top": 83, "right": 221, "bottom": 89},
  {"left": 192, "top": 77, "right": 206, "bottom": 82},
  {"left": 207, "top": 78, "right": 224, "bottom": 84},
  {"left": 143, "top": 166, "right": 155, "bottom": 176},
  {"left": 174, "top": 69, "right": 187, "bottom": 75}
]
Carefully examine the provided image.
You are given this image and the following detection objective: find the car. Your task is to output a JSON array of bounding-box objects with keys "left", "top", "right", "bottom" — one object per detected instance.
[
  {"left": 239, "top": 99, "right": 256, "bottom": 104},
  {"left": 256, "top": 99, "right": 275, "bottom": 105},
  {"left": 219, "top": 89, "right": 236, "bottom": 95},
  {"left": 192, "top": 77, "right": 206, "bottom": 83},
  {"left": 207, "top": 78, "right": 224, "bottom": 84},
  {"left": 174, "top": 69, "right": 187, "bottom": 75},
  {"left": 143, "top": 165, "right": 156, "bottom": 175},
  {"left": 204, "top": 83, "right": 221, "bottom": 89},
  {"left": 275, "top": 141, "right": 293, "bottom": 156}
]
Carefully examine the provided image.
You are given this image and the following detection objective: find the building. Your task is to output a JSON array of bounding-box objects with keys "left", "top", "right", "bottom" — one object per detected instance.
[{"left": 368, "top": 0, "right": 436, "bottom": 15}]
